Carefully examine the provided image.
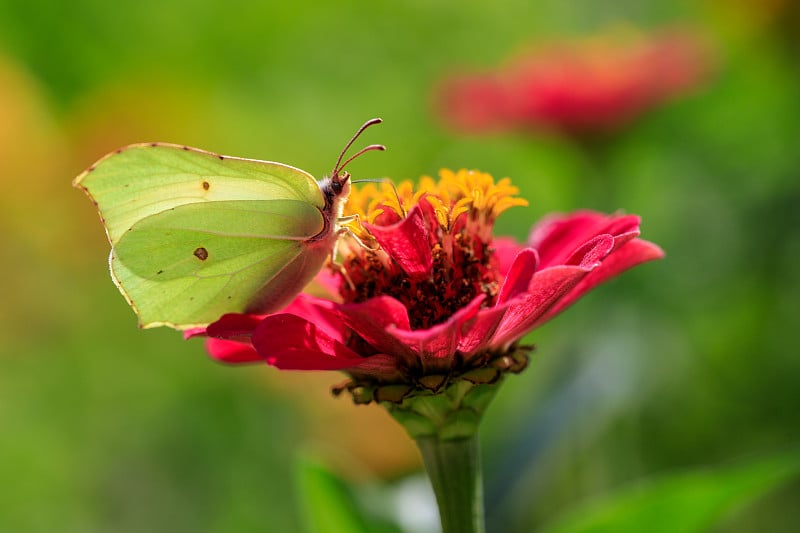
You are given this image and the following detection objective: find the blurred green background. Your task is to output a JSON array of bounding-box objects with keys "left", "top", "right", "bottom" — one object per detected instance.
[{"left": 1, "top": 0, "right": 798, "bottom": 531}]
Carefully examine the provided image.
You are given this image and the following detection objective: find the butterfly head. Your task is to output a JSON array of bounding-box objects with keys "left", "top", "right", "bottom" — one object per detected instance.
[{"left": 321, "top": 169, "right": 352, "bottom": 208}]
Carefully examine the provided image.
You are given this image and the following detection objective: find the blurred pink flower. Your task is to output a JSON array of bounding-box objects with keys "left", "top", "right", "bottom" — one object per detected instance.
[{"left": 437, "top": 28, "right": 709, "bottom": 136}]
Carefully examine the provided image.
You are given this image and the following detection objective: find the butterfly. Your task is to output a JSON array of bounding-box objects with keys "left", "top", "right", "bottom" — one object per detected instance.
[{"left": 74, "top": 118, "right": 384, "bottom": 330}]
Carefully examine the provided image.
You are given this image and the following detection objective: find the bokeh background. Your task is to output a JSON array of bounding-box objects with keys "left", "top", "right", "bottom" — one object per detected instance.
[{"left": 1, "top": 1, "right": 798, "bottom": 532}]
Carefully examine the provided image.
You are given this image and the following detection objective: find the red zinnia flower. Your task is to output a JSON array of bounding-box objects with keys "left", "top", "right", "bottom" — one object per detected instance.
[
  {"left": 190, "top": 169, "right": 663, "bottom": 412},
  {"left": 437, "top": 28, "right": 709, "bottom": 136}
]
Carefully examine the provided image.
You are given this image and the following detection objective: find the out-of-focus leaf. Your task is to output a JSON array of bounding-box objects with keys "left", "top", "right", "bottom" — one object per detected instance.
[
  {"left": 537, "top": 450, "right": 800, "bottom": 533},
  {"left": 295, "top": 454, "right": 371, "bottom": 533},
  {"left": 294, "top": 453, "right": 403, "bottom": 533}
]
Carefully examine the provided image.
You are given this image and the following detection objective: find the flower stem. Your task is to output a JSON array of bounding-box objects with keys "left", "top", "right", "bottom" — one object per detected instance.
[{"left": 416, "top": 434, "right": 484, "bottom": 533}]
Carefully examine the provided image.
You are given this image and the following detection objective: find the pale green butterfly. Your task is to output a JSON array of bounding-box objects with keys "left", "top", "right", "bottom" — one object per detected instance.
[{"left": 74, "top": 118, "right": 384, "bottom": 330}]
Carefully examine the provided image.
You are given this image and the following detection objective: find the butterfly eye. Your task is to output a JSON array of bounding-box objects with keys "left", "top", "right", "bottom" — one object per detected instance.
[{"left": 331, "top": 174, "right": 349, "bottom": 195}]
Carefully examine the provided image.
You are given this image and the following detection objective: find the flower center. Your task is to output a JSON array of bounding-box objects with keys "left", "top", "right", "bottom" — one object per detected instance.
[{"left": 334, "top": 169, "right": 528, "bottom": 329}]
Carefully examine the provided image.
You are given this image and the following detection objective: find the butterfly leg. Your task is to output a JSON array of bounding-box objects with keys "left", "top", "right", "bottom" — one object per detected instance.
[
  {"left": 336, "top": 214, "right": 380, "bottom": 252},
  {"left": 328, "top": 215, "right": 380, "bottom": 291}
]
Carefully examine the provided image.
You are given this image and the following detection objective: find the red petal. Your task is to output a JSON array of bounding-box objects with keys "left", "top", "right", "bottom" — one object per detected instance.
[
  {"left": 497, "top": 248, "right": 539, "bottom": 304},
  {"left": 387, "top": 295, "right": 485, "bottom": 373},
  {"left": 490, "top": 264, "right": 595, "bottom": 348},
  {"left": 280, "top": 293, "right": 346, "bottom": 341},
  {"left": 205, "top": 337, "right": 262, "bottom": 364},
  {"left": 251, "top": 314, "right": 363, "bottom": 370},
  {"left": 565, "top": 234, "right": 614, "bottom": 268},
  {"left": 337, "top": 296, "right": 417, "bottom": 364},
  {"left": 458, "top": 304, "right": 508, "bottom": 358},
  {"left": 183, "top": 327, "right": 207, "bottom": 340},
  {"left": 339, "top": 295, "right": 411, "bottom": 331},
  {"left": 608, "top": 230, "right": 640, "bottom": 252},
  {"left": 537, "top": 237, "right": 664, "bottom": 324},
  {"left": 530, "top": 211, "right": 641, "bottom": 268},
  {"left": 493, "top": 237, "right": 525, "bottom": 277},
  {"left": 201, "top": 294, "right": 344, "bottom": 344},
  {"left": 365, "top": 203, "right": 433, "bottom": 276},
  {"left": 206, "top": 313, "right": 264, "bottom": 339}
]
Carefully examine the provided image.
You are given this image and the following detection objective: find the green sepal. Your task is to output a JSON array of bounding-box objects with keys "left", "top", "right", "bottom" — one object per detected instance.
[{"left": 381, "top": 377, "right": 503, "bottom": 441}]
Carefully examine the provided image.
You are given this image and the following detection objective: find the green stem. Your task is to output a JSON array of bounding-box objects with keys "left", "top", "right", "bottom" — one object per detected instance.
[{"left": 416, "top": 435, "right": 484, "bottom": 533}]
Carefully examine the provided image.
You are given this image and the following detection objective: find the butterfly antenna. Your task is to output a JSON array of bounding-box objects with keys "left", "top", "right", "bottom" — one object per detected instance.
[
  {"left": 338, "top": 144, "right": 385, "bottom": 173},
  {"left": 333, "top": 118, "right": 384, "bottom": 175}
]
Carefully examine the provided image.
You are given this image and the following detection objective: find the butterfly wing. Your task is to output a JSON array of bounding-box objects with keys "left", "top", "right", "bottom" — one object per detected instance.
[
  {"left": 74, "top": 143, "right": 325, "bottom": 244},
  {"left": 112, "top": 199, "right": 331, "bottom": 329},
  {"left": 74, "top": 144, "right": 330, "bottom": 329}
]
